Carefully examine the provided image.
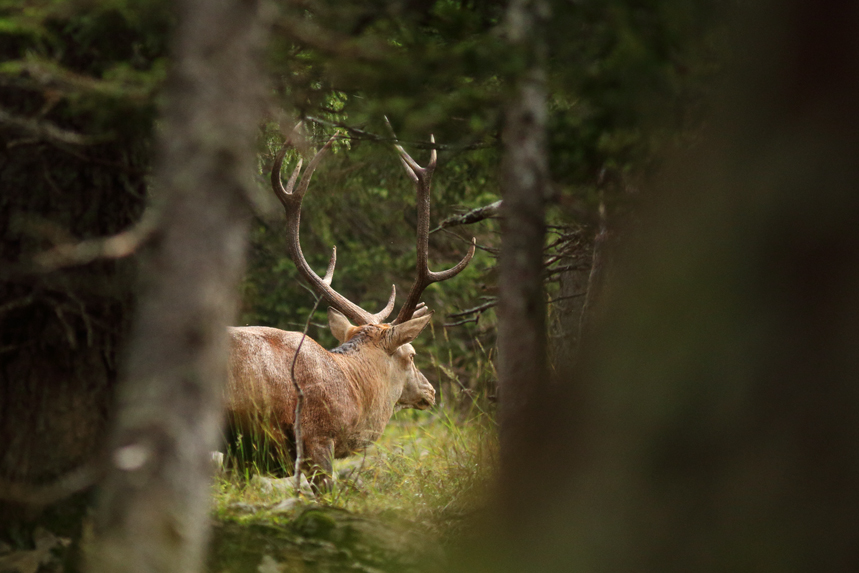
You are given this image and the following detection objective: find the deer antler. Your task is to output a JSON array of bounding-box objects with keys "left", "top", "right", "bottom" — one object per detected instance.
[
  {"left": 391, "top": 135, "right": 476, "bottom": 324},
  {"left": 272, "top": 125, "right": 396, "bottom": 325}
]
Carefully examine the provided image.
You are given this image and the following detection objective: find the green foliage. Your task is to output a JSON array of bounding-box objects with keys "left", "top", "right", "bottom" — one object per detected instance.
[{"left": 0, "top": 0, "right": 170, "bottom": 139}]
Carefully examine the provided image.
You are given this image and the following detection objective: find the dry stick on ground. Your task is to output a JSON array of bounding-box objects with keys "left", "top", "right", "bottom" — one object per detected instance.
[{"left": 290, "top": 295, "right": 322, "bottom": 494}]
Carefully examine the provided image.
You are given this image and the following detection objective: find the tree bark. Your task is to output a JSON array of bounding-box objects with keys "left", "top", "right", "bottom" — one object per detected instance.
[
  {"left": 496, "top": 0, "right": 550, "bottom": 523},
  {"left": 493, "top": 1, "right": 859, "bottom": 571},
  {"left": 87, "top": 0, "right": 267, "bottom": 571},
  {"left": 0, "top": 17, "right": 150, "bottom": 532}
]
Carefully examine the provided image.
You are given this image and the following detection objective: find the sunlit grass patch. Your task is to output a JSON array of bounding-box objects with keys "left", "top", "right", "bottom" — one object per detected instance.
[
  {"left": 328, "top": 407, "right": 496, "bottom": 529},
  {"left": 213, "top": 404, "right": 496, "bottom": 532},
  {"left": 210, "top": 405, "right": 495, "bottom": 572}
]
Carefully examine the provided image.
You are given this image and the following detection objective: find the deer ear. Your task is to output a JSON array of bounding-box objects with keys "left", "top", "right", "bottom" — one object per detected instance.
[
  {"left": 385, "top": 312, "right": 433, "bottom": 353},
  {"left": 328, "top": 308, "right": 354, "bottom": 343}
]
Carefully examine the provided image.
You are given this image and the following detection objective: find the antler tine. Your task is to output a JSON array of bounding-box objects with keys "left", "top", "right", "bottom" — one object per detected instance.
[
  {"left": 294, "top": 133, "right": 338, "bottom": 200},
  {"left": 322, "top": 246, "right": 336, "bottom": 286},
  {"left": 272, "top": 127, "right": 396, "bottom": 325},
  {"left": 271, "top": 149, "right": 302, "bottom": 206},
  {"left": 373, "top": 285, "right": 398, "bottom": 323},
  {"left": 391, "top": 134, "right": 476, "bottom": 324}
]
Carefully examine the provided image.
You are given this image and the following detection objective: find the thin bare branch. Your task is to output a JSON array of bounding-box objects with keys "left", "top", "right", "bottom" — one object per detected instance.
[
  {"left": 443, "top": 316, "right": 480, "bottom": 327},
  {"left": 431, "top": 200, "right": 502, "bottom": 233},
  {"left": 0, "top": 295, "right": 35, "bottom": 316},
  {"left": 291, "top": 295, "right": 322, "bottom": 493},
  {"left": 31, "top": 204, "right": 160, "bottom": 270},
  {"left": 579, "top": 192, "right": 608, "bottom": 338},
  {"left": 0, "top": 107, "right": 103, "bottom": 146},
  {"left": 305, "top": 116, "right": 495, "bottom": 151},
  {"left": 545, "top": 264, "right": 590, "bottom": 278},
  {"left": 441, "top": 227, "right": 499, "bottom": 255},
  {"left": 447, "top": 298, "right": 497, "bottom": 319},
  {"left": 546, "top": 291, "right": 586, "bottom": 305},
  {"left": 0, "top": 464, "right": 101, "bottom": 505}
]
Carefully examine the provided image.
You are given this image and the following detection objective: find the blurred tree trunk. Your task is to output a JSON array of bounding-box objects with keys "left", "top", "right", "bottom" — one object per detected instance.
[
  {"left": 495, "top": 1, "right": 859, "bottom": 571},
  {"left": 496, "top": 0, "right": 550, "bottom": 522},
  {"left": 87, "top": 0, "right": 266, "bottom": 571}
]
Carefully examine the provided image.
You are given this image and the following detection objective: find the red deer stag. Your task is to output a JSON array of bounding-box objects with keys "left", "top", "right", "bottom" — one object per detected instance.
[{"left": 225, "top": 129, "right": 475, "bottom": 487}]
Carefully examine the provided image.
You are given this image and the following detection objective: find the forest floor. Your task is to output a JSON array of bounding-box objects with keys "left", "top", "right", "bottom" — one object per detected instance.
[{"left": 208, "top": 405, "right": 496, "bottom": 573}]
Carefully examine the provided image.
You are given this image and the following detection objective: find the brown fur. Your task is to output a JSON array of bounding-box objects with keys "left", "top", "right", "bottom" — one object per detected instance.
[{"left": 225, "top": 313, "right": 433, "bottom": 485}]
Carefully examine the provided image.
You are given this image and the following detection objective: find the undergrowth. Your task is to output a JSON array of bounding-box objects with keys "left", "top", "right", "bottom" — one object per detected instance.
[
  {"left": 214, "top": 404, "right": 496, "bottom": 526},
  {"left": 210, "top": 404, "right": 495, "bottom": 572}
]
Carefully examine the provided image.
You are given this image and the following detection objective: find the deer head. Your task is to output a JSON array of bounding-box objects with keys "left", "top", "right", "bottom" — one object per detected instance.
[{"left": 327, "top": 308, "right": 435, "bottom": 410}]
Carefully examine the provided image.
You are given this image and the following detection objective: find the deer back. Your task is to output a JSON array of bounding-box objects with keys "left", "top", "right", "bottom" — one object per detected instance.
[{"left": 226, "top": 327, "right": 348, "bottom": 429}]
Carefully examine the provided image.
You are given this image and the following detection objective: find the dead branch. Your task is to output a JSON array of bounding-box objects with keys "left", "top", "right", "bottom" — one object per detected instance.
[
  {"left": 440, "top": 228, "right": 499, "bottom": 255},
  {"left": 546, "top": 291, "right": 587, "bottom": 306},
  {"left": 0, "top": 107, "right": 102, "bottom": 146},
  {"left": 447, "top": 298, "right": 497, "bottom": 319},
  {"left": 431, "top": 200, "right": 502, "bottom": 233},
  {"left": 443, "top": 315, "right": 480, "bottom": 327},
  {"left": 0, "top": 463, "right": 102, "bottom": 506},
  {"left": 32, "top": 204, "right": 160, "bottom": 270},
  {"left": 304, "top": 116, "right": 496, "bottom": 151},
  {"left": 579, "top": 191, "right": 608, "bottom": 337},
  {"left": 545, "top": 263, "right": 590, "bottom": 278},
  {"left": 0, "top": 295, "right": 35, "bottom": 316}
]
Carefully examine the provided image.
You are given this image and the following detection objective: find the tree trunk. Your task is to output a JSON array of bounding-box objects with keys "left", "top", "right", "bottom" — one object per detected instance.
[
  {"left": 494, "top": 1, "right": 859, "bottom": 571},
  {"left": 496, "top": 0, "right": 550, "bottom": 524},
  {"left": 87, "top": 0, "right": 266, "bottom": 571}
]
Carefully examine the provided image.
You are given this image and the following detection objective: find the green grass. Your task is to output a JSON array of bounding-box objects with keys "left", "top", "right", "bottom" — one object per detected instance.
[{"left": 210, "top": 405, "right": 496, "bottom": 572}]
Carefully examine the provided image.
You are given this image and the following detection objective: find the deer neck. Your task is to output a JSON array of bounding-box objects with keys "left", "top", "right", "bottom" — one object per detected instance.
[{"left": 329, "top": 345, "right": 401, "bottom": 428}]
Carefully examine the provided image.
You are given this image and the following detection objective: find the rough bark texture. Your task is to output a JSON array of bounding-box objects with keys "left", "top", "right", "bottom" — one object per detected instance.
[
  {"left": 87, "top": 0, "right": 266, "bottom": 571},
  {"left": 0, "top": 46, "right": 150, "bottom": 532},
  {"left": 492, "top": 1, "right": 859, "bottom": 571},
  {"left": 496, "top": 0, "right": 550, "bottom": 522}
]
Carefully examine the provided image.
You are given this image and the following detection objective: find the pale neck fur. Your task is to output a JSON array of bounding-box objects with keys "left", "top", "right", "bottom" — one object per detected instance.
[{"left": 329, "top": 345, "right": 402, "bottom": 435}]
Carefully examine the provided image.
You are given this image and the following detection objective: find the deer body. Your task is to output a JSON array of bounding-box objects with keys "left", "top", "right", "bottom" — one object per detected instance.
[
  {"left": 224, "top": 125, "right": 474, "bottom": 488},
  {"left": 226, "top": 318, "right": 433, "bottom": 474}
]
